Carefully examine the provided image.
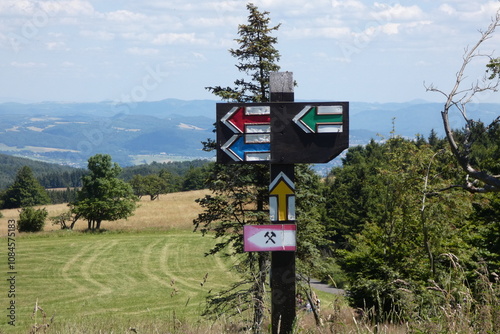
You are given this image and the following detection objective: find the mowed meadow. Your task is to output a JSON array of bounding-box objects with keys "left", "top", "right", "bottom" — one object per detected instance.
[
  {"left": 1, "top": 190, "right": 346, "bottom": 334},
  {"left": 0, "top": 190, "right": 247, "bottom": 333}
]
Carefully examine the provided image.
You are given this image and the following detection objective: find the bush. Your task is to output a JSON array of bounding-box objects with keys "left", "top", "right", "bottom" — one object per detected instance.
[{"left": 17, "top": 207, "right": 48, "bottom": 232}]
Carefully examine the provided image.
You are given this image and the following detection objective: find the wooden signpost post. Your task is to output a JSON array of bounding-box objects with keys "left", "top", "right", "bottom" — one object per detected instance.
[{"left": 216, "top": 72, "right": 349, "bottom": 334}]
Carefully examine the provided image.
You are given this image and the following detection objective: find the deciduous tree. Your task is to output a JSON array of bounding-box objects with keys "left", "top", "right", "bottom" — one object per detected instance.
[
  {"left": 71, "top": 154, "right": 137, "bottom": 230},
  {"left": 324, "top": 136, "right": 475, "bottom": 321},
  {"left": 130, "top": 174, "right": 170, "bottom": 200},
  {"left": 426, "top": 7, "right": 500, "bottom": 193},
  {"left": 17, "top": 207, "right": 48, "bottom": 232}
]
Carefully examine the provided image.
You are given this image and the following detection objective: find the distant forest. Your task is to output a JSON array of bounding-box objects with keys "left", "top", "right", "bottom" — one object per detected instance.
[
  {"left": 0, "top": 153, "right": 81, "bottom": 190},
  {"left": 0, "top": 153, "right": 212, "bottom": 205}
]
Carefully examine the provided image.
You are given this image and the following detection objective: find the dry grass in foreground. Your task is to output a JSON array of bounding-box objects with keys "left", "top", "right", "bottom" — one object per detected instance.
[{"left": 0, "top": 189, "right": 210, "bottom": 236}]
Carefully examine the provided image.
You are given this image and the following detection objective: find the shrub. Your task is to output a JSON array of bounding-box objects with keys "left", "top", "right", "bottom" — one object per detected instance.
[{"left": 17, "top": 207, "right": 48, "bottom": 232}]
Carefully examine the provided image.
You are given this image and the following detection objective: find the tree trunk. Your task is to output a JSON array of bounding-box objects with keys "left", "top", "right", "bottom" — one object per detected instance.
[
  {"left": 305, "top": 288, "right": 322, "bottom": 327},
  {"left": 253, "top": 253, "right": 268, "bottom": 334},
  {"left": 252, "top": 190, "right": 268, "bottom": 333}
]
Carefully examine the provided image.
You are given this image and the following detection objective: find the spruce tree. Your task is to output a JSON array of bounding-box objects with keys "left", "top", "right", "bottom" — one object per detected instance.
[
  {"left": 2, "top": 166, "right": 50, "bottom": 209},
  {"left": 196, "top": 3, "right": 281, "bottom": 333},
  {"left": 206, "top": 2, "right": 280, "bottom": 103}
]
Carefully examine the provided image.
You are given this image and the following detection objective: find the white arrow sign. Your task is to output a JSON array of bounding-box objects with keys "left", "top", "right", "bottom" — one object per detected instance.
[{"left": 243, "top": 225, "right": 296, "bottom": 252}]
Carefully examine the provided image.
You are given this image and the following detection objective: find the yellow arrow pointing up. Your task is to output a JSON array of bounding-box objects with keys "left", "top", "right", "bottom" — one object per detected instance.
[{"left": 269, "top": 173, "right": 295, "bottom": 221}]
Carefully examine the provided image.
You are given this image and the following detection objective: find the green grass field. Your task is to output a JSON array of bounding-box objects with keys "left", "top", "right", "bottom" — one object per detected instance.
[
  {"left": 1, "top": 229, "right": 245, "bottom": 333},
  {"left": 0, "top": 191, "right": 346, "bottom": 333}
]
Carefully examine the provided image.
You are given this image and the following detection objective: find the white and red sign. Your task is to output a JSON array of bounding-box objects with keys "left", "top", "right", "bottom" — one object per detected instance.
[
  {"left": 220, "top": 106, "right": 271, "bottom": 162},
  {"left": 243, "top": 224, "right": 296, "bottom": 252}
]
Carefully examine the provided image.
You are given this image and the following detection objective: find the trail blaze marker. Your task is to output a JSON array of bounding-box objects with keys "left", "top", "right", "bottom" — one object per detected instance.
[
  {"left": 219, "top": 105, "right": 271, "bottom": 162},
  {"left": 216, "top": 102, "right": 349, "bottom": 164},
  {"left": 293, "top": 105, "right": 343, "bottom": 133},
  {"left": 221, "top": 135, "right": 271, "bottom": 162},
  {"left": 269, "top": 172, "right": 295, "bottom": 221},
  {"left": 244, "top": 224, "right": 296, "bottom": 252},
  {"left": 214, "top": 72, "right": 350, "bottom": 334},
  {"left": 221, "top": 106, "right": 271, "bottom": 133}
]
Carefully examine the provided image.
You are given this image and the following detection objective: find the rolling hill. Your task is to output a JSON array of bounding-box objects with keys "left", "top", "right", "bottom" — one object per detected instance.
[{"left": 0, "top": 98, "right": 498, "bottom": 170}]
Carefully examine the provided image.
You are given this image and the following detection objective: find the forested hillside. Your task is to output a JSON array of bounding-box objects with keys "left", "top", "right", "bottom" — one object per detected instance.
[
  {"left": 321, "top": 123, "right": 500, "bottom": 327},
  {"left": 0, "top": 153, "right": 212, "bottom": 208},
  {"left": 0, "top": 153, "right": 84, "bottom": 189},
  {"left": 0, "top": 153, "right": 212, "bottom": 190},
  {"left": 1, "top": 99, "right": 499, "bottom": 168}
]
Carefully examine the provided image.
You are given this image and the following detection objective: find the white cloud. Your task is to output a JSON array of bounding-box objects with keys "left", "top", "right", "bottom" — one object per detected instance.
[
  {"left": 0, "top": 0, "right": 96, "bottom": 17},
  {"left": 192, "top": 52, "right": 207, "bottom": 61},
  {"left": 39, "top": 0, "right": 96, "bottom": 16},
  {"left": 141, "top": 0, "right": 197, "bottom": 11},
  {"left": 331, "top": 0, "right": 365, "bottom": 10},
  {"left": 438, "top": 4, "right": 456, "bottom": 16},
  {"left": 83, "top": 46, "right": 103, "bottom": 52},
  {"left": 152, "top": 32, "right": 206, "bottom": 45},
  {"left": 106, "top": 10, "right": 147, "bottom": 22},
  {"left": 284, "top": 26, "right": 350, "bottom": 39},
  {"left": 2, "top": 0, "right": 500, "bottom": 103},
  {"left": 0, "top": 1, "right": 37, "bottom": 15},
  {"left": 257, "top": 0, "right": 330, "bottom": 10},
  {"left": 10, "top": 61, "right": 47, "bottom": 68},
  {"left": 121, "top": 32, "right": 154, "bottom": 42},
  {"left": 437, "top": 1, "right": 500, "bottom": 21},
  {"left": 207, "top": 1, "right": 241, "bottom": 13},
  {"left": 80, "top": 30, "right": 115, "bottom": 41},
  {"left": 313, "top": 51, "right": 352, "bottom": 63},
  {"left": 372, "top": 3, "right": 424, "bottom": 22},
  {"left": 369, "top": 22, "right": 400, "bottom": 36},
  {"left": 186, "top": 16, "right": 238, "bottom": 28},
  {"left": 126, "top": 47, "right": 160, "bottom": 56},
  {"left": 460, "top": 2, "right": 500, "bottom": 21},
  {"left": 45, "top": 41, "right": 69, "bottom": 51}
]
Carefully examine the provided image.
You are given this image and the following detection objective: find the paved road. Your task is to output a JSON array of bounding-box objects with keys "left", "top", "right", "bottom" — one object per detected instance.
[{"left": 310, "top": 278, "right": 345, "bottom": 295}]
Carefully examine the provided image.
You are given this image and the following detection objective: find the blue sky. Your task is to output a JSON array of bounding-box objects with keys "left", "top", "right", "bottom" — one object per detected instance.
[{"left": 1, "top": 0, "right": 500, "bottom": 104}]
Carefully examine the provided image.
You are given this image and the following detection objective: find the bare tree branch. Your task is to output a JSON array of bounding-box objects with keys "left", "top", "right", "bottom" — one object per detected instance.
[{"left": 426, "top": 8, "right": 500, "bottom": 193}]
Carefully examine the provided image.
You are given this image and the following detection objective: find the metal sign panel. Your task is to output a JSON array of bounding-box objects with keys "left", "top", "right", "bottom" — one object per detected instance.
[
  {"left": 216, "top": 102, "right": 349, "bottom": 164},
  {"left": 269, "top": 171, "right": 295, "bottom": 221},
  {"left": 243, "top": 224, "right": 297, "bottom": 252}
]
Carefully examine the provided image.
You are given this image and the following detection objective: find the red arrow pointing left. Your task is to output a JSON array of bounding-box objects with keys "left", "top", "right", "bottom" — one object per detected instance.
[{"left": 222, "top": 106, "right": 271, "bottom": 133}]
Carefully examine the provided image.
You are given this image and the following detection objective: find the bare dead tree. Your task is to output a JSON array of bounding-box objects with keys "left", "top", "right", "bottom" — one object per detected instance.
[{"left": 426, "top": 7, "right": 500, "bottom": 193}]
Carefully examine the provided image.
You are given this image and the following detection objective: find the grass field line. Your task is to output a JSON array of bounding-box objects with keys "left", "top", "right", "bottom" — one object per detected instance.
[
  {"left": 0, "top": 230, "right": 250, "bottom": 332},
  {"left": 61, "top": 239, "right": 118, "bottom": 306},
  {"left": 61, "top": 241, "right": 95, "bottom": 295},
  {"left": 158, "top": 238, "right": 211, "bottom": 296},
  {"left": 78, "top": 239, "right": 118, "bottom": 296},
  {"left": 140, "top": 236, "right": 206, "bottom": 298},
  {"left": 141, "top": 237, "right": 171, "bottom": 288}
]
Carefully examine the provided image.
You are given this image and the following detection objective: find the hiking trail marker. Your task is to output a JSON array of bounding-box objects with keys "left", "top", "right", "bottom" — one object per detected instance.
[
  {"left": 215, "top": 72, "right": 349, "bottom": 334},
  {"left": 243, "top": 224, "right": 296, "bottom": 252},
  {"left": 217, "top": 102, "right": 349, "bottom": 164},
  {"left": 293, "top": 105, "right": 344, "bottom": 133},
  {"left": 269, "top": 171, "right": 295, "bottom": 221}
]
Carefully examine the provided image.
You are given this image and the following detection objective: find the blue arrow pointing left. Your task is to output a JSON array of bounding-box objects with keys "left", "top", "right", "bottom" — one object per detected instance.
[{"left": 222, "top": 135, "right": 270, "bottom": 162}]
